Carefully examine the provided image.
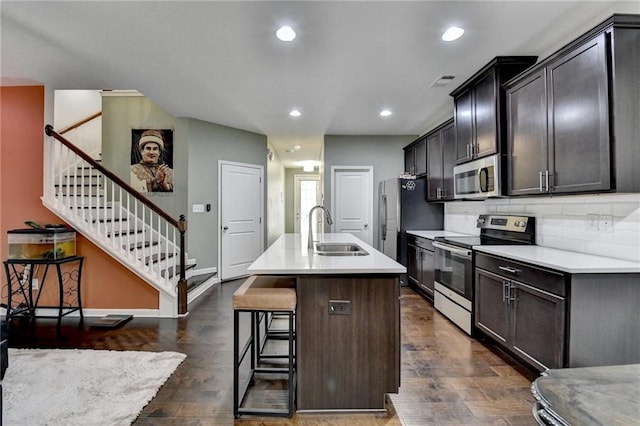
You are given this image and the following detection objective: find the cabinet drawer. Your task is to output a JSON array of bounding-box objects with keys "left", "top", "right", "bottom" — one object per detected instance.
[
  {"left": 407, "top": 235, "right": 433, "bottom": 252},
  {"left": 475, "top": 253, "right": 566, "bottom": 296}
]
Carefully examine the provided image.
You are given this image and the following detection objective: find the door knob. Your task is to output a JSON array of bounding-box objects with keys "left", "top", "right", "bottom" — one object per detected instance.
[
  {"left": 223, "top": 225, "right": 229, "bottom": 230},
  {"left": 364, "top": 224, "right": 368, "bottom": 229}
]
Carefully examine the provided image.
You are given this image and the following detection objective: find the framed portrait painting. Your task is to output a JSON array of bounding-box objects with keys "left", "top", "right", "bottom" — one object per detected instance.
[{"left": 130, "top": 128, "right": 174, "bottom": 193}]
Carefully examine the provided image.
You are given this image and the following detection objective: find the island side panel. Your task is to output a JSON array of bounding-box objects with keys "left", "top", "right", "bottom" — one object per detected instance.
[{"left": 296, "top": 274, "right": 400, "bottom": 411}]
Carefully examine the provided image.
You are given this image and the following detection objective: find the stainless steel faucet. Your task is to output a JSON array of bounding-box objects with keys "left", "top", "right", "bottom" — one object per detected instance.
[{"left": 308, "top": 205, "right": 333, "bottom": 249}]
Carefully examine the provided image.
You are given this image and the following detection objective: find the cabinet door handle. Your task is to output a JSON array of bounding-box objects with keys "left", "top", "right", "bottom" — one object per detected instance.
[
  {"left": 539, "top": 171, "right": 544, "bottom": 192},
  {"left": 381, "top": 195, "right": 388, "bottom": 240},
  {"left": 545, "top": 170, "right": 550, "bottom": 192},
  {"left": 467, "top": 144, "right": 471, "bottom": 158},
  {"left": 509, "top": 285, "right": 517, "bottom": 303},
  {"left": 499, "top": 266, "right": 520, "bottom": 275},
  {"left": 502, "top": 281, "right": 510, "bottom": 303}
]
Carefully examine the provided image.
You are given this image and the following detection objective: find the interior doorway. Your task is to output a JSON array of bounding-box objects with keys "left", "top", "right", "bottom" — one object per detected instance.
[
  {"left": 218, "top": 161, "right": 264, "bottom": 281},
  {"left": 330, "top": 166, "right": 373, "bottom": 245},
  {"left": 294, "top": 174, "right": 321, "bottom": 234}
]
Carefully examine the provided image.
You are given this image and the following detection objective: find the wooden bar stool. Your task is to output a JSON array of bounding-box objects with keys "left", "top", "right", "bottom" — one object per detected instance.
[{"left": 233, "top": 275, "right": 297, "bottom": 418}]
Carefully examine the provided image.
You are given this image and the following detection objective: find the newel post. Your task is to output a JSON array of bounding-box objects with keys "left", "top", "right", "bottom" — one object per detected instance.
[{"left": 178, "top": 215, "right": 188, "bottom": 315}]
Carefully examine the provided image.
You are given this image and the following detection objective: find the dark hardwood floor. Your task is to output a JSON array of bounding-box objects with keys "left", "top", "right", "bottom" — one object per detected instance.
[{"left": 6, "top": 280, "right": 537, "bottom": 425}]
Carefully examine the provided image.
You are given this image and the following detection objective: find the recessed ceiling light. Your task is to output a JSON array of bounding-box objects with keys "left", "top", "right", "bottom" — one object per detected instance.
[
  {"left": 293, "top": 144, "right": 301, "bottom": 150},
  {"left": 289, "top": 110, "right": 301, "bottom": 117},
  {"left": 276, "top": 26, "right": 296, "bottom": 42},
  {"left": 297, "top": 160, "right": 319, "bottom": 172},
  {"left": 442, "top": 26, "right": 464, "bottom": 42},
  {"left": 380, "top": 110, "right": 392, "bottom": 117}
]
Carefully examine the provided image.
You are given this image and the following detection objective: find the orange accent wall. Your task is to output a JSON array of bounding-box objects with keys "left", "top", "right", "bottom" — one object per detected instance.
[{"left": 1, "top": 86, "right": 158, "bottom": 310}]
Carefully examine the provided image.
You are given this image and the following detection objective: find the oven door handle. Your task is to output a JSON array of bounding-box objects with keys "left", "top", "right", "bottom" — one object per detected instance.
[{"left": 432, "top": 242, "right": 472, "bottom": 258}]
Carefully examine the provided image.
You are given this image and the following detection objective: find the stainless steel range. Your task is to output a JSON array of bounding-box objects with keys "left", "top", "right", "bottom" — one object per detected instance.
[{"left": 432, "top": 214, "right": 535, "bottom": 335}]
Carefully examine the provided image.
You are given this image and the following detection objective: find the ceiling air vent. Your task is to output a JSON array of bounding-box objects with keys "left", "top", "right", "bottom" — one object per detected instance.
[{"left": 430, "top": 75, "right": 456, "bottom": 88}]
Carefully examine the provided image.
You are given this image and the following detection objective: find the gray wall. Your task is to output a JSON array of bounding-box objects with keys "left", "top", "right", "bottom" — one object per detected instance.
[
  {"left": 102, "top": 95, "right": 188, "bottom": 218},
  {"left": 323, "top": 135, "right": 416, "bottom": 243},
  {"left": 266, "top": 142, "right": 285, "bottom": 247},
  {"left": 284, "top": 168, "right": 298, "bottom": 233},
  {"left": 185, "top": 118, "right": 267, "bottom": 270},
  {"left": 102, "top": 95, "right": 268, "bottom": 271}
]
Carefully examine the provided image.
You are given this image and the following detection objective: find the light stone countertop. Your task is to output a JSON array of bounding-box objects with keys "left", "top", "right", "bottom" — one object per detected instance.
[
  {"left": 247, "top": 233, "right": 406, "bottom": 275},
  {"left": 475, "top": 245, "right": 640, "bottom": 273},
  {"left": 406, "top": 230, "right": 473, "bottom": 240}
]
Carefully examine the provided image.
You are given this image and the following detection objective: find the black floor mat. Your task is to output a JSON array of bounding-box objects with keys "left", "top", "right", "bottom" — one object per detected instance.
[{"left": 89, "top": 314, "right": 133, "bottom": 329}]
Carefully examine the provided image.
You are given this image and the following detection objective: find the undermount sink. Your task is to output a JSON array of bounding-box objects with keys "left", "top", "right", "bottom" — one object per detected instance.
[{"left": 314, "top": 242, "right": 369, "bottom": 256}]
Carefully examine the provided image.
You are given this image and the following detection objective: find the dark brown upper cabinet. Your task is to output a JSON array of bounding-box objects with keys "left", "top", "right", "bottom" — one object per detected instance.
[
  {"left": 506, "top": 14, "right": 640, "bottom": 196},
  {"left": 426, "top": 118, "right": 455, "bottom": 201},
  {"left": 450, "top": 57, "right": 538, "bottom": 165},
  {"left": 404, "top": 136, "right": 427, "bottom": 177}
]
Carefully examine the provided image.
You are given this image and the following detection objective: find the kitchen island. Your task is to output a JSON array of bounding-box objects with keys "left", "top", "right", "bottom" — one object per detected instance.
[{"left": 247, "top": 233, "right": 405, "bottom": 412}]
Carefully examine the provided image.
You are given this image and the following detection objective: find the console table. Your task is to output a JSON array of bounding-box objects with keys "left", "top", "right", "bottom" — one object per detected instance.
[{"left": 3, "top": 256, "right": 84, "bottom": 330}]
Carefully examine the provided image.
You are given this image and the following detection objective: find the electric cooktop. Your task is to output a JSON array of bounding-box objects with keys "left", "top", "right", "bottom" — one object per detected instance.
[{"left": 434, "top": 214, "right": 536, "bottom": 250}]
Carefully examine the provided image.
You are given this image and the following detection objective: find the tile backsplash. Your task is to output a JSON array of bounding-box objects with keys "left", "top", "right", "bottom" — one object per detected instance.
[{"left": 444, "top": 193, "right": 640, "bottom": 263}]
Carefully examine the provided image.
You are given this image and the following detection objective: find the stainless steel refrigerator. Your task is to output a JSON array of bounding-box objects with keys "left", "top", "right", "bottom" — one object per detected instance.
[{"left": 377, "top": 177, "right": 444, "bottom": 274}]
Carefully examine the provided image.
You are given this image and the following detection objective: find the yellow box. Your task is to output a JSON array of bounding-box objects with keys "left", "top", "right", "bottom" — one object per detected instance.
[{"left": 7, "top": 229, "right": 76, "bottom": 260}]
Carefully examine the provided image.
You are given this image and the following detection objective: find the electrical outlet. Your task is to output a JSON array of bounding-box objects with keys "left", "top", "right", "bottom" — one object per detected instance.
[
  {"left": 328, "top": 300, "right": 351, "bottom": 315},
  {"left": 587, "top": 214, "right": 599, "bottom": 231},
  {"left": 32, "top": 278, "right": 39, "bottom": 291},
  {"left": 600, "top": 215, "right": 613, "bottom": 232}
]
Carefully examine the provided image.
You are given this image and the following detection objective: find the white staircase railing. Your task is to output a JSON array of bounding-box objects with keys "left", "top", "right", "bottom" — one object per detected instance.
[{"left": 42, "top": 125, "right": 188, "bottom": 317}]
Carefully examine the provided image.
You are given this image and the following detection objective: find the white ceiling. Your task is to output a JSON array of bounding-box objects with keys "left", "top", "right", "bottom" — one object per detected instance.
[{"left": 2, "top": 1, "right": 638, "bottom": 167}]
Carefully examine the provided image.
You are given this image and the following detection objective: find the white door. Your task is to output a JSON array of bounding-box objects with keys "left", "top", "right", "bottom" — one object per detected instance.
[
  {"left": 294, "top": 174, "right": 321, "bottom": 234},
  {"left": 331, "top": 166, "right": 373, "bottom": 245},
  {"left": 219, "top": 161, "right": 264, "bottom": 281}
]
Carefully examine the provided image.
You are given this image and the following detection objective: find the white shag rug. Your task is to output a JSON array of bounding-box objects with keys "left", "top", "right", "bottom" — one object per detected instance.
[{"left": 1, "top": 348, "right": 186, "bottom": 426}]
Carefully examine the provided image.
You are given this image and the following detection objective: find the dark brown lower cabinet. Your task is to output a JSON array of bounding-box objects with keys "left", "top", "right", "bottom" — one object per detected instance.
[
  {"left": 475, "top": 253, "right": 566, "bottom": 371},
  {"left": 511, "top": 282, "right": 566, "bottom": 370},
  {"left": 475, "top": 251, "right": 640, "bottom": 372},
  {"left": 407, "top": 235, "right": 435, "bottom": 300}
]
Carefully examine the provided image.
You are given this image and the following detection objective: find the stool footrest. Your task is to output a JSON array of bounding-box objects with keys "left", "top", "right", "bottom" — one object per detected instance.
[
  {"left": 237, "top": 408, "right": 292, "bottom": 417},
  {"left": 259, "top": 353, "right": 294, "bottom": 359},
  {"left": 255, "top": 366, "right": 292, "bottom": 374}
]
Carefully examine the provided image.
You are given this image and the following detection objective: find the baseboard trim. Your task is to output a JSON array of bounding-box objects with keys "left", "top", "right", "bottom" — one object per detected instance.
[
  {"left": 187, "top": 277, "right": 219, "bottom": 304},
  {"left": 189, "top": 266, "right": 217, "bottom": 277}
]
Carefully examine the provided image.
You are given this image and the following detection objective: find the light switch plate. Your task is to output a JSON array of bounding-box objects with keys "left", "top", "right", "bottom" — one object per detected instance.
[{"left": 192, "top": 204, "right": 205, "bottom": 213}]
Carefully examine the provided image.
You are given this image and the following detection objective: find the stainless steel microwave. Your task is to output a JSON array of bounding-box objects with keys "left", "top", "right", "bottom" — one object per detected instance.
[{"left": 453, "top": 154, "right": 501, "bottom": 199}]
